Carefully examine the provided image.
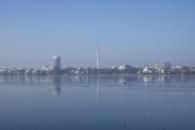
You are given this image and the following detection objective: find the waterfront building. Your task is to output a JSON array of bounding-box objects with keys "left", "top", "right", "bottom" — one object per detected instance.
[
  {"left": 154, "top": 62, "right": 172, "bottom": 70},
  {"left": 154, "top": 64, "right": 165, "bottom": 70},
  {"left": 118, "top": 64, "right": 131, "bottom": 71},
  {"left": 154, "top": 63, "right": 172, "bottom": 74},
  {"left": 112, "top": 66, "right": 117, "bottom": 70},
  {"left": 164, "top": 62, "right": 172, "bottom": 69},
  {"left": 142, "top": 67, "right": 153, "bottom": 74},
  {"left": 51, "top": 56, "right": 61, "bottom": 71},
  {"left": 0, "top": 69, "right": 5, "bottom": 75},
  {"left": 42, "top": 65, "right": 50, "bottom": 71}
]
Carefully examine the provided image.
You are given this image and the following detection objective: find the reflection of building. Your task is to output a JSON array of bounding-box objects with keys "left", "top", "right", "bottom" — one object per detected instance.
[
  {"left": 156, "top": 75, "right": 165, "bottom": 82},
  {"left": 52, "top": 76, "right": 61, "bottom": 96},
  {"left": 143, "top": 75, "right": 152, "bottom": 82},
  {"left": 52, "top": 56, "right": 61, "bottom": 71}
]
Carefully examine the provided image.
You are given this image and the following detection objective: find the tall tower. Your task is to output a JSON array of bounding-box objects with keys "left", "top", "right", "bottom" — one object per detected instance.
[
  {"left": 97, "top": 44, "right": 100, "bottom": 69},
  {"left": 52, "top": 56, "right": 61, "bottom": 71}
]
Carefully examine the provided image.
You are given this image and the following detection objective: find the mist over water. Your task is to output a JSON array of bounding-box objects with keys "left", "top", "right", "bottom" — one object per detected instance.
[{"left": 0, "top": 75, "right": 195, "bottom": 130}]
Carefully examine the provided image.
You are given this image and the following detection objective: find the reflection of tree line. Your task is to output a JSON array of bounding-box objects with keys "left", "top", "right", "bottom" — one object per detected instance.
[
  {"left": 1, "top": 75, "right": 195, "bottom": 97},
  {"left": 0, "top": 75, "right": 195, "bottom": 86},
  {"left": 1, "top": 75, "right": 195, "bottom": 84}
]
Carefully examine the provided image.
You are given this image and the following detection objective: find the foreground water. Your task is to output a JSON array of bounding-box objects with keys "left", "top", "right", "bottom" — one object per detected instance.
[{"left": 0, "top": 75, "right": 195, "bottom": 130}]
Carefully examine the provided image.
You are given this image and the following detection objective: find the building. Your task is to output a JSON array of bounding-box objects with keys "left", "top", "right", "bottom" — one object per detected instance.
[
  {"left": 154, "top": 62, "right": 172, "bottom": 70},
  {"left": 118, "top": 64, "right": 136, "bottom": 71},
  {"left": 52, "top": 56, "right": 61, "bottom": 71},
  {"left": 118, "top": 64, "right": 131, "bottom": 71},
  {"left": 164, "top": 62, "right": 172, "bottom": 69},
  {"left": 154, "top": 63, "right": 172, "bottom": 74},
  {"left": 154, "top": 64, "right": 165, "bottom": 70},
  {"left": 142, "top": 67, "right": 153, "bottom": 74},
  {"left": 0, "top": 69, "right": 5, "bottom": 75},
  {"left": 42, "top": 65, "right": 50, "bottom": 71}
]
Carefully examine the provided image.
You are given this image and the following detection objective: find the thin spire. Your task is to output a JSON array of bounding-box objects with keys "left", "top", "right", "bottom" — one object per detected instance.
[{"left": 97, "top": 43, "right": 100, "bottom": 69}]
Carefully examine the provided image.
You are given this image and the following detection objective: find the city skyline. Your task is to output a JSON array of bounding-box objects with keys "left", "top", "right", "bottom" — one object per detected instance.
[
  {"left": 0, "top": 55, "right": 193, "bottom": 69},
  {"left": 1, "top": 0, "right": 195, "bottom": 68}
]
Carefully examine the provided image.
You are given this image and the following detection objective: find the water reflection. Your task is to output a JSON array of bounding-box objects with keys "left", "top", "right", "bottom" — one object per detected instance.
[
  {"left": 96, "top": 75, "right": 100, "bottom": 102},
  {"left": 0, "top": 75, "right": 195, "bottom": 130},
  {"left": 51, "top": 76, "right": 61, "bottom": 96},
  {"left": 0, "top": 75, "right": 195, "bottom": 96},
  {"left": 1, "top": 74, "right": 195, "bottom": 84}
]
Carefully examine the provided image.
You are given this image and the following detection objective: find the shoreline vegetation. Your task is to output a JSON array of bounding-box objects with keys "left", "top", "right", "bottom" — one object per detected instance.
[{"left": 0, "top": 65, "right": 195, "bottom": 76}]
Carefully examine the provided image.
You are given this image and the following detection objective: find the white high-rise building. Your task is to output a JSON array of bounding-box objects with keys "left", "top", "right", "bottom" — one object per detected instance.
[{"left": 52, "top": 56, "right": 61, "bottom": 70}]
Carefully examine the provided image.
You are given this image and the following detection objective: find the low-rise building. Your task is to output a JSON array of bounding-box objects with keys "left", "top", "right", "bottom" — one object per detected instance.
[{"left": 142, "top": 67, "right": 153, "bottom": 74}]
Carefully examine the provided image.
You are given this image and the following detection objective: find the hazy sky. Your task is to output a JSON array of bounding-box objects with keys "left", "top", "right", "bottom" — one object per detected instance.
[{"left": 0, "top": 0, "right": 195, "bottom": 68}]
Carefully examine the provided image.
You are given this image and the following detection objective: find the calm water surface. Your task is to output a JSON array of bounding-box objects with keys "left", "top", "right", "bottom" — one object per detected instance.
[{"left": 0, "top": 75, "right": 195, "bottom": 130}]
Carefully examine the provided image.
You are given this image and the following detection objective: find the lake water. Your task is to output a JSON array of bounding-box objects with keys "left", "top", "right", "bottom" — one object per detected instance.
[{"left": 0, "top": 75, "right": 195, "bottom": 130}]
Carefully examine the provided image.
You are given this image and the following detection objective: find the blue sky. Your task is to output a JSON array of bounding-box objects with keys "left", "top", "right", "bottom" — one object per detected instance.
[{"left": 0, "top": 0, "right": 195, "bottom": 68}]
